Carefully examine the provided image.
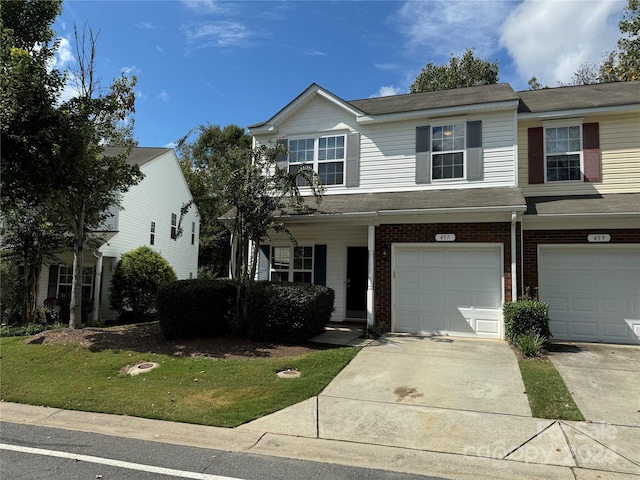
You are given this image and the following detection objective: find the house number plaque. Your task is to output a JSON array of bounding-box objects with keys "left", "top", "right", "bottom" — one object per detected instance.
[
  {"left": 435, "top": 234, "right": 456, "bottom": 242},
  {"left": 587, "top": 234, "right": 611, "bottom": 243}
]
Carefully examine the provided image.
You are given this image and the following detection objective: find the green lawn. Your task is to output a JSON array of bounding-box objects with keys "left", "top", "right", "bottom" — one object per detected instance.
[
  {"left": 0, "top": 336, "right": 359, "bottom": 427},
  {"left": 518, "top": 358, "right": 584, "bottom": 421}
]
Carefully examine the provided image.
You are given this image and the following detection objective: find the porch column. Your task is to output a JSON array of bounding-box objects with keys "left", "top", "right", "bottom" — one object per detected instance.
[
  {"left": 367, "top": 225, "right": 375, "bottom": 326},
  {"left": 92, "top": 252, "right": 103, "bottom": 322},
  {"left": 511, "top": 211, "right": 518, "bottom": 303}
]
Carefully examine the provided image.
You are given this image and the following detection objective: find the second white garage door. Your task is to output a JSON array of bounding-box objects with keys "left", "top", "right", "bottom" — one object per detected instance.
[
  {"left": 539, "top": 245, "right": 640, "bottom": 345},
  {"left": 393, "top": 244, "right": 503, "bottom": 338}
]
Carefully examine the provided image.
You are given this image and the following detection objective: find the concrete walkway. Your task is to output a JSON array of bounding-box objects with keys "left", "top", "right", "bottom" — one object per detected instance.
[{"left": 2, "top": 332, "right": 639, "bottom": 480}]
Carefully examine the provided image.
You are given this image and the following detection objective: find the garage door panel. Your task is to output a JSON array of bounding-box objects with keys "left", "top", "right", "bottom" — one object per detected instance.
[
  {"left": 394, "top": 246, "right": 502, "bottom": 338},
  {"left": 539, "top": 246, "right": 640, "bottom": 345}
]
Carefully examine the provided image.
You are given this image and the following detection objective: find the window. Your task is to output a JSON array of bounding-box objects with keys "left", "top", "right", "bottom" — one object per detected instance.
[
  {"left": 58, "top": 265, "right": 93, "bottom": 299},
  {"left": 289, "top": 135, "right": 345, "bottom": 186},
  {"left": 170, "top": 213, "right": 177, "bottom": 239},
  {"left": 191, "top": 222, "right": 195, "bottom": 245},
  {"left": 150, "top": 221, "right": 155, "bottom": 245},
  {"left": 545, "top": 126, "right": 582, "bottom": 182},
  {"left": 432, "top": 123, "right": 465, "bottom": 180},
  {"left": 270, "top": 246, "right": 313, "bottom": 283}
]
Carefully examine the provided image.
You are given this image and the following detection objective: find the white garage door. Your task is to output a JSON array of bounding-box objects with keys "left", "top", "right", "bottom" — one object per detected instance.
[
  {"left": 393, "top": 245, "right": 503, "bottom": 338},
  {"left": 539, "top": 246, "right": 640, "bottom": 345}
]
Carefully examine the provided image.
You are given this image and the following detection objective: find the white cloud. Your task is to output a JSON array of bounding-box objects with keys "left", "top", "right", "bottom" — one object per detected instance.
[
  {"left": 52, "top": 37, "right": 74, "bottom": 70},
  {"left": 135, "top": 22, "right": 158, "bottom": 30},
  {"left": 499, "top": 0, "right": 624, "bottom": 86},
  {"left": 157, "top": 90, "right": 170, "bottom": 102},
  {"left": 182, "top": 21, "right": 253, "bottom": 49},
  {"left": 371, "top": 85, "right": 405, "bottom": 98},
  {"left": 394, "top": 0, "right": 512, "bottom": 59},
  {"left": 304, "top": 49, "right": 327, "bottom": 56},
  {"left": 121, "top": 66, "right": 140, "bottom": 76},
  {"left": 181, "top": 0, "right": 232, "bottom": 15}
]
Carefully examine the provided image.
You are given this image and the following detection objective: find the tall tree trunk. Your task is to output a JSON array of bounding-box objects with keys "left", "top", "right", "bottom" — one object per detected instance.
[{"left": 69, "top": 204, "right": 85, "bottom": 329}]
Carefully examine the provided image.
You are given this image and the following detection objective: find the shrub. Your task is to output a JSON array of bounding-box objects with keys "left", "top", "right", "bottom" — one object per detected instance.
[
  {"left": 157, "top": 279, "right": 235, "bottom": 340},
  {"left": 516, "top": 332, "right": 546, "bottom": 357},
  {"left": 504, "top": 298, "right": 551, "bottom": 344},
  {"left": 246, "top": 282, "right": 334, "bottom": 344},
  {"left": 110, "top": 246, "right": 177, "bottom": 322},
  {"left": 362, "top": 322, "right": 387, "bottom": 339}
]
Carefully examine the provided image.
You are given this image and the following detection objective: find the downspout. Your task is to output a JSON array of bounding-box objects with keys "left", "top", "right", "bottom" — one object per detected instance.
[
  {"left": 511, "top": 211, "right": 518, "bottom": 303},
  {"left": 520, "top": 213, "right": 525, "bottom": 296},
  {"left": 367, "top": 225, "right": 375, "bottom": 326},
  {"left": 92, "top": 251, "right": 103, "bottom": 322}
]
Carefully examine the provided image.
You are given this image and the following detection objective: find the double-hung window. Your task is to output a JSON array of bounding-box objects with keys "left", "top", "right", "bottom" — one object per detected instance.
[
  {"left": 289, "top": 135, "right": 345, "bottom": 186},
  {"left": 545, "top": 125, "right": 582, "bottom": 182},
  {"left": 58, "top": 265, "right": 93, "bottom": 299},
  {"left": 270, "top": 246, "right": 314, "bottom": 283},
  {"left": 432, "top": 123, "right": 465, "bottom": 180}
]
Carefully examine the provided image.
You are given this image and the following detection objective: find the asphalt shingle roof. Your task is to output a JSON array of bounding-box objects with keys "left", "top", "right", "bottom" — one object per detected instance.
[{"left": 525, "top": 193, "right": 640, "bottom": 216}]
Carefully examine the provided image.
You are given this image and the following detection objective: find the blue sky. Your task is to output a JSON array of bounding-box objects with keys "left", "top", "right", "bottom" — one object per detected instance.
[{"left": 53, "top": 0, "right": 626, "bottom": 148}]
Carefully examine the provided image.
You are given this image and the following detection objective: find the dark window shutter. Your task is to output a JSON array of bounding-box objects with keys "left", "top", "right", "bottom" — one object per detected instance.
[
  {"left": 47, "top": 265, "right": 59, "bottom": 298},
  {"left": 258, "top": 245, "right": 271, "bottom": 281},
  {"left": 528, "top": 127, "right": 545, "bottom": 184},
  {"left": 583, "top": 122, "right": 601, "bottom": 183},
  {"left": 415, "top": 126, "right": 431, "bottom": 184},
  {"left": 313, "top": 244, "right": 327, "bottom": 286},
  {"left": 345, "top": 133, "right": 360, "bottom": 187},
  {"left": 466, "top": 121, "right": 483, "bottom": 180},
  {"left": 276, "top": 138, "right": 288, "bottom": 170}
]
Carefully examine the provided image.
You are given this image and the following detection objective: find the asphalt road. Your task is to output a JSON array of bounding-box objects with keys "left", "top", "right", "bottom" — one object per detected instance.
[{"left": 0, "top": 421, "right": 447, "bottom": 480}]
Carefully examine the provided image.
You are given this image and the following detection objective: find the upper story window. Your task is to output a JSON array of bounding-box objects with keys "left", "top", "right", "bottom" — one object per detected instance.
[
  {"left": 416, "top": 121, "right": 483, "bottom": 184},
  {"left": 191, "top": 222, "right": 196, "bottom": 245},
  {"left": 170, "top": 213, "right": 177, "bottom": 240},
  {"left": 150, "top": 221, "right": 156, "bottom": 245},
  {"left": 432, "top": 123, "right": 465, "bottom": 180},
  {"left": 545, "top": 126, "right": 582, "bottom": 182},
  {"left": 288, "top": 135, "right": 345, "bottom": 186},
  {"left": 527, "top": 122, "right": 601, "bottom": 185}
]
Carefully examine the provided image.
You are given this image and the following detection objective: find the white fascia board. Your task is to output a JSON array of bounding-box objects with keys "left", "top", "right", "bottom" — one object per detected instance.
[
  {"left": 518, "top": 103, "right": 640, "bottom": 120},
  {"left": 356, "top": 100, "right": 520, "bottom": 124},
  {"left": 378, "top": 204, "right": 527, "bottom": 216},
  {"left": 249, "top": 125, "right": 278, "bottom": 135},
  {"left": 523, "top": 213, "right": 640, "bottom": 230}
]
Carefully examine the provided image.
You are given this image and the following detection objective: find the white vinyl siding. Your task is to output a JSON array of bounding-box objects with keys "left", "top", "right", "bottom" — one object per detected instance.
[
  {"left": 519, "top": 113, "right": 640, "bottom": 195},
  {"left": 265, "top": 224, "right": 368, "bottom": 322}
]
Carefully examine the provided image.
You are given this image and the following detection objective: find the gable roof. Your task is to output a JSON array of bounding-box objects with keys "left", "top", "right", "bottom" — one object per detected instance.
[{"left": 517, "top": 82, "right": 640, "bottom": 115}]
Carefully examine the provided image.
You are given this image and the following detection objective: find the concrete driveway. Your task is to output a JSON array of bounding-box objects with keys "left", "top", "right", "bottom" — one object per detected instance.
[{"left": 548, "top": 342, "right": 640, "bottom": 427}]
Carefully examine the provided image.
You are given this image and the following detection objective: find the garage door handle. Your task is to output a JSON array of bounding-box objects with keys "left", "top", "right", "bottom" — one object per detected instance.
[{"left": 347, "top": 278, "right": 351, "bottom": 288}]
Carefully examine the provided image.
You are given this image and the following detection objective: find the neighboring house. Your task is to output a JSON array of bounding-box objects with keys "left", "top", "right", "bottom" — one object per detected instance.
[
  {"left": 37, "top": 147, "right": 200, "bottom": 322},
  {"left": 248, "top": 82, "right": 640, "bottom": 345}
]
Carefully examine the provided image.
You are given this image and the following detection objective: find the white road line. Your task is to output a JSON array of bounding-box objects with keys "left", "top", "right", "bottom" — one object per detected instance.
[{"left": 0, "top": 443, "right": 245, "bottom": 480}]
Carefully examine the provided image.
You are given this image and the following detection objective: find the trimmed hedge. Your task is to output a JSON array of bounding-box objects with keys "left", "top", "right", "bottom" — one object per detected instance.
[
  {"left": 503, "top": 299, "right": 551, "bottom": 344},
  {"left": 157, "top": 279, "right": 235, "bottom": 340},
  {"left": 247, "top": 282, "right": 334, "bottom": 344}
]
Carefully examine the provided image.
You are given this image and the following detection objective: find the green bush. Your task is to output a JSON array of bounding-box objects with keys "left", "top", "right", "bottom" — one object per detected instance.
[
  {"left": 157, "top": 279, "right": 236, "bottom": 340},
  {"left": 504, "top": 299, "right": 551, "bottom": 344},
  {"left": 246, "top": 282, "right": 334, "bottom": 344},
  {"left": 110, "top": 246, "right": 177, "bottom": 322},
  {"left": 516, "top": 332, "right": 546, "bottom": 357}
]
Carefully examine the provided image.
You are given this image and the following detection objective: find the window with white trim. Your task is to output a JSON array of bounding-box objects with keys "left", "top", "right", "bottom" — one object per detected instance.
[
  {"left": 270, "top": 246, "right": 314, "bottom": 283},
  {"left": 191, "top": 222, "right": 196, "bottom": 245},
  {"left": 150, "top": 221, "right": 156, "bottom": 245},
  {"left": 432, "top": 123, "right": 465, "bottom": 180},
  {"left": 170, "top": 213, "right": 177, "bottom": 239},
  {"left": 289, "top": 135, "right": 345, "bottom": 186},
  {"left": 545, "top": 125, "right": 582, "bottom": 182},
  {"left": 58, "top": 265, "right": 93, "bottom": 299}
]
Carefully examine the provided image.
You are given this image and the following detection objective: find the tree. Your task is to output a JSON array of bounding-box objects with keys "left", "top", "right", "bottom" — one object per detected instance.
[
  {"left": 410, "top": 48, "right": 499, "bottom": 93},
  {"left": 219, "top": 143, "right": 322, "bottom": 333},
  {"left": 53, "top": 23, "right": 143, "bottom": 328},
  {"left": 177, "top": 124, "right": 252, "bottom": 277},
  {"left": 0, "top": 0, "right": 65, "bottom": 209},
  {"left": 110, "top": 246, "right": 177, "bottom": 322},
  {"left": 617, "top": 0, "right": 639, "bottom": 81}
]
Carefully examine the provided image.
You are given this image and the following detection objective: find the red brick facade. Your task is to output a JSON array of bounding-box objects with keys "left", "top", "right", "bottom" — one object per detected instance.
[
  {"left": 374, "top": 222, "right": 517, "bottom": 329},
  {"left": 522, "top": 229, "right": 640, "bottom": 295}
]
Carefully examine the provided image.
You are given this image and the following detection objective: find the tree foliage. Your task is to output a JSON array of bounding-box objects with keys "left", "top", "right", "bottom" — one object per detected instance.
[
  {"left": 177, "top": 124, "right": 252, "bottom": 277},
  {"left": 617, "top": 0, "right": 640, "bottom": 81},
  {"left": 110, "top": 246, "right": 177, "bottom": 322},
  {"left": 410, "top": 48, "right": 499, "bottom": 93}
]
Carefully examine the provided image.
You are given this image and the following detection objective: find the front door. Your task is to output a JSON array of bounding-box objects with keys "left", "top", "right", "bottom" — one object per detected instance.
[{"left": 346, "top": 246, "right": 368, "bottom": 319}]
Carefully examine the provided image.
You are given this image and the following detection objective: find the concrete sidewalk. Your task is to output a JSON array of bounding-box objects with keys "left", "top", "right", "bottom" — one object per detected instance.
[{"left": 2, "top": 334, "right": 639, "bottom": 480}]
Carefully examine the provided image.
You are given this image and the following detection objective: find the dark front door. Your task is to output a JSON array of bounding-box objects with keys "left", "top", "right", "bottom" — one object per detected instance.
[{"left": 346, "top": 246, "right": 368, "bottom": 318}]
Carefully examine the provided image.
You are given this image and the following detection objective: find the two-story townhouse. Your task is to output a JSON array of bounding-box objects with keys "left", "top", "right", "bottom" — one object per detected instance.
[
  {"left": 37, "top": 147, "right": 200, "bottom": 322},
  {"left": 250, "top": 83, "right": 527, "bottom": 341},
  {"left": 517, "top": 82, "right": 640, "bottom": 344},
  {"left": 249, "top": 81, "right": 640, "bottom": 345}
]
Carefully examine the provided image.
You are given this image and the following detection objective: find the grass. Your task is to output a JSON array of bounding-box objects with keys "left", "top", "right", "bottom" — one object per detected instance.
[
  {"left": 518, "top": 357, "right": 584, "bottom": 421},
  {"left": 0, "top": 336, "right": 359, "bottom": 427}
]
